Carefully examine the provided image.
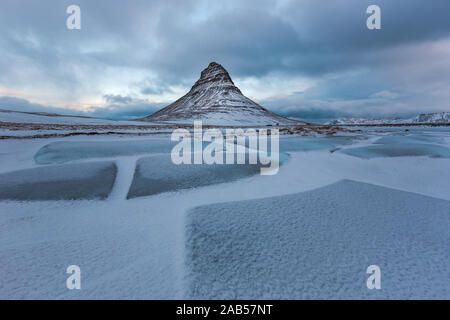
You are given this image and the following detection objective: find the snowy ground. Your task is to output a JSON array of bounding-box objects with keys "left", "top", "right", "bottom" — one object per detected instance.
[
  {"left": 0, "top": 128, "right": 449, "bottom": 299},
  {"left": 0, "top": 109, "right": 153, "bottom": 126}
]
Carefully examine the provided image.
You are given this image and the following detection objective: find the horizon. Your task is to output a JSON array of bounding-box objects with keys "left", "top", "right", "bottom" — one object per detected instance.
[{"left": 1, "top": 0, "right": 450, "bottom": 121}]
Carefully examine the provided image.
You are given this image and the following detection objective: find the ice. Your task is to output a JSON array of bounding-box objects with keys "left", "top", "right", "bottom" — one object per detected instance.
[
  {"left": 1, "top": 130, "right": 450, "bottom": 299},
  {"left": 374, "top": 133, "right": 447, "bottom": 145},
  {"left": 185, "top": 180, "right": 450, "bottom": 299},
  {"left": 0, "top": 162, "right": 116, "bottom": 200},
  {"left": 338, "top": 132, "right": 450, "bottom": 159},
  {"left": 34, "top": 139, "right": 247, "bottom": 164},
  {"left": 339, "top": 143, "right": 450, "bottom": 159},
  {"left": 279, "top": 135, "right": 359, "bottom": 153},
  {"left": 127, "top": 152, "right": 289, "bottom": 199},
  {"left": 34, "top": 139, "right": 174, "bottom": 164}
]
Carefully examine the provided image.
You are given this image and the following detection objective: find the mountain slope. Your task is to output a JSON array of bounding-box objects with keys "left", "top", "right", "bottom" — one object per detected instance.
[{"left": 141, "top": 62, "right": 300, "bottom": 126}]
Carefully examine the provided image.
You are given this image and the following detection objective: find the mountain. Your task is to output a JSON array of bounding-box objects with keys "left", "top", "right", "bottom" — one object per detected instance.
[
  {"left": 327, "top": 112, "right": 450, "bottom": 125},
  {"left": 141, "top": 62, "right": 301, "bottom": 126},
  {"left": 411, "top": 112, "right": 450, "bottom": 124},
  {"left": 327, "top": 117, "right": 409, "bottom": 125}
]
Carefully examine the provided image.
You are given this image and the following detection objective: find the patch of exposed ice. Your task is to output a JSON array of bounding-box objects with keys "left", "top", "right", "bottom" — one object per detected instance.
[
  {"left": 0, "top": 162, "right": 116, "bottom": 200},
  {"left": 127, "top": 153, "right": 288, "bottom": 199}
]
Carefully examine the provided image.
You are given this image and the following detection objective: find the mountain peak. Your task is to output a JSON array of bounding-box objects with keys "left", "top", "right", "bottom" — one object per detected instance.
[
  {"left": 194, "top": 61, "right": 236, "bottom": 90},
  {"left": 142, "top": 62, "right": 300, "bottom": 126}
]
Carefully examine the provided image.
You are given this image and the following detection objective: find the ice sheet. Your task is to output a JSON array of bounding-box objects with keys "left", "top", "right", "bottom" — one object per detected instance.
[
  {"left": 127, "top": 153, "right": 288, "bottom": 199},
  {"left": 0, "top": 162, "right": 116, "bottom": 200}
]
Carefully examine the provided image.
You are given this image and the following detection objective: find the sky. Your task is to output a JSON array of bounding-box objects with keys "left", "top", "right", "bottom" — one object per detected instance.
[{"left": 1, "top": 0, "right": 450, "bottom": 122}]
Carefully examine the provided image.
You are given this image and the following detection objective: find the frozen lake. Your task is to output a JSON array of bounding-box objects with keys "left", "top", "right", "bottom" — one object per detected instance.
[{"left": 0, "top": 128, "right": 449, "bottom": 299}]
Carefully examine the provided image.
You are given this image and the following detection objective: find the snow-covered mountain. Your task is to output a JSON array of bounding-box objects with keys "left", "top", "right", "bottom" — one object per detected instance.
[
  {"left": 141, "top": 62, "right": 300, "bottom": 126},
  {"left": 411, "top": 112, "right": 450, "bottom": 124},
  {"left": 327, "top": 117, "right": 410, "bottom": 125},
  {"left": 328, "top": 112, "right": 450, "bottom": 125}
]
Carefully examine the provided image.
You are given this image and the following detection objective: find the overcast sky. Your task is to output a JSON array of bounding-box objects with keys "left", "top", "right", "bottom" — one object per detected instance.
[{"left": 1, "top": 0, "right": 450, "bottom": 121}]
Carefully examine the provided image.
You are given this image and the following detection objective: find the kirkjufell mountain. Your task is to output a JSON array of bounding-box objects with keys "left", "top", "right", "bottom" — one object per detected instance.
[{"left": 142, "top": 62, "right": 301, "bottom": 125}]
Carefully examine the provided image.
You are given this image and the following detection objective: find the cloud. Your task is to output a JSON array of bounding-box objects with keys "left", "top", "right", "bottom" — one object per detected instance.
[
  {"left": 103, "top": 94, "right": 134, "bottom": 104},
  {"left": 0, "top": 96, "right": 71, "bottom": 115},
  {"left": 0, "top": 95, "right": 163, "bottom": 120},
  {"left": 0, "top": 0, "right": 450, "bottom": 120}
]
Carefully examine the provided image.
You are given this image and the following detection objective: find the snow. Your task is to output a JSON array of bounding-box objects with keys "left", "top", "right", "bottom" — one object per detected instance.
[
  {"left": 327, "top": 117, "right": 412, "bottom": 125},
  {"left": 0, "top": 109, "right": 150, "bottom": 126},
  {"left": 0, "top": 128, "right": 450, "bottom": 299},
  {"left": 412, "top": 112, "right": 450, "bottom": 124},
  {"left": 186, "top": 180, "right": 450, "bottom": 299},
  {"left": 0, "top": 109, "right": 175, "bottom": 139},
  {"left": 144, "top": 62, "right": 300, "bottom": 126},
  {"left": 147, "top": 111, "right": 296, "bottom": 126},
  {"left": 327, "top": 112, "right": 450, "bottom": 125}
]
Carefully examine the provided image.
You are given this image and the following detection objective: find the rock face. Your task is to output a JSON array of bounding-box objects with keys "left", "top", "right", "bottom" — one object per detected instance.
[{"left": 142, "top": 62, "right": 300, "bottom": 125}]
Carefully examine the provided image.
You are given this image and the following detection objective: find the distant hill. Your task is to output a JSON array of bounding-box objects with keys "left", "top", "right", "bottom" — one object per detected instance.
[
  {"left": 0, "top": 109, "right": 148, "bottom": 126},
  {"left": 327, "top": 112, "right": 450, "bottom": 125}
]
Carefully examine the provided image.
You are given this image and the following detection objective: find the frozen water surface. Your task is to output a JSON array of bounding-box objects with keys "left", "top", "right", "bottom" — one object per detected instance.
[
  {"left": 339, "top": 132, "right": 450, "bottom": 159},
  {"left": 127, "top": 152, "right": 289, "bottom": 199},
  {"left": 186, "top": 180, "right": 450, "bottom": 299},
  {"left": 0, "top": 162, "right": 116, "bottom": 200},
  {"left": 374, "top": 133, "right": 447, "bottom": 145},
  {"left": 1, "top": 129, "right": 450, "bottom": 299},
  {"left": 339, "top": 143, "right": 450, "bottom": 159},
  {"left": 34, "top": 139, "right": 174, "bottom": 164},
  {"left": 279, "top": 135, "right": 359, "bottom": 153}
]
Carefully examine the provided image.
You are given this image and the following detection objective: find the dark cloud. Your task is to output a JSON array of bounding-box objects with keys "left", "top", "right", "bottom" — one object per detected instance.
[
  {"left": 0, "top": 0, "right": 450, "bottom": 120},
  {"left": 86, "top": 102, "right": 164, "bottom": 120},
  {"left": 103, "top": 94, "right": 133, "bottom": 104},
  {"left": 0, "top": 96, "right": 73, "bottom": 115},
  {"left": 96, "top": 94, "right": 164, "bottom": 119}
]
